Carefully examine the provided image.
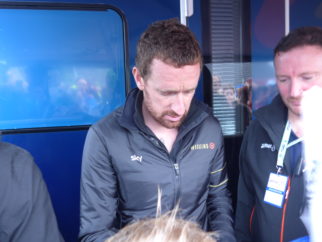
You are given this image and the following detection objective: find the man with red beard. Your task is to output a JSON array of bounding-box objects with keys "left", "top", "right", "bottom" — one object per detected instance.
[
  {"left": 235, "top": 26, "right": 322, "bottom": 241},
  {"left": 79, "top": 19, "right": 235, "bottom": 242}
]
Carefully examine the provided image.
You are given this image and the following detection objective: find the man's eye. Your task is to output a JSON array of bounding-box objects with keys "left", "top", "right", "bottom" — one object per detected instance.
[
  {"left": 161, "top": 92, "right": 175, "bottom": 96},
  {"left": 277, "top": 78, "right": 287, "bottom": 83},
  {"left": 302, "top": 75, "right": 313, "bottom": 81},
  {"left": 184, "top": 90, "right": 195, "bottom": 95}
]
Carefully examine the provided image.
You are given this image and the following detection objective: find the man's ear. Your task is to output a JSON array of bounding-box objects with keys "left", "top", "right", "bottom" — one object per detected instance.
[{"left": 132, "top": 67, "right": 144, "bottom": 91}]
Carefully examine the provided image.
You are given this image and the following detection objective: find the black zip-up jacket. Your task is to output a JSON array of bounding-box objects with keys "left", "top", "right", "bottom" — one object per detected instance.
[
  {"left": 79, "top": 88, "right": 235, "bottom": 242},
  {"left": 0, "top": 142, "right": 64, "bottom": 242},
  {"left": 235, "top": 95, "right": 308, "bottom": 241}
]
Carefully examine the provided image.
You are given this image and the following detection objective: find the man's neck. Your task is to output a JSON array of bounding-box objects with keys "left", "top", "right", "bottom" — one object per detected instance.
[
  {"left": 146, "top": 121, "right": 178, "bottom": 153},
  {"left": 154, "top": 128, "right": 178, "bottom": 153},
  {"left": 142, "top": 105, "right": 178, "bottom": 153},
  {"left": 288, "top": 111, "right": 303, "bottom": 137}
]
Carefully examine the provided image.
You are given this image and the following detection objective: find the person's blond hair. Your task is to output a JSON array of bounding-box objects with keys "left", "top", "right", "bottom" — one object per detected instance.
[
  {"left": 106, "top": 208, "right": 216, "bottom": 242},
  {"left": 106, "top": 188, "right": 216, "bottom": 242}
]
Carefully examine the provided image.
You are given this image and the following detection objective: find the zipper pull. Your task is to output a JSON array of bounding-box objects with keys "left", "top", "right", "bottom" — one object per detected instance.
[
  {"left": 174, "top": 163, "right": 179, "bottom": 175},
  {"left": 285, "top": 188, "right": 289, "bottom": 200},
  {"left": 284, "top": 178, "right": 291, "bottom": 200}
]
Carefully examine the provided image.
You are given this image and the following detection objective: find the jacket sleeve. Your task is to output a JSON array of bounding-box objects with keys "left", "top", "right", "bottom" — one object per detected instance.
[
  {"left": 207, "top": 134, "right": 236, "bottom": 242},
  {"left": 79, "top": 126, "right": 119, "bottom": 242},
  {"left": 1, "top": 147, "right": 64, "bottom": 242},
  {"left": 234, "top": 128, "right": 255, "bottom": 242}
]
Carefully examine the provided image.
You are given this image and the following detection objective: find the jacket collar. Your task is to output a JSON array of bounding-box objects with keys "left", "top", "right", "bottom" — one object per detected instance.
[
  {"left": 118, "top": 88, "right": 146, "bottom": 132},
  {"left": 254, "top": 94, "right": 288, "bottom": 149}
]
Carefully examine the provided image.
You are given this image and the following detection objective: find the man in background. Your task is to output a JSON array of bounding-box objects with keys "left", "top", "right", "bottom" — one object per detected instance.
[
  {"left": 0, "top": 140, "right": 64, "bottom": 242},
  {"left": 235, "top": 26, "right": 322, "bottom": 241}
]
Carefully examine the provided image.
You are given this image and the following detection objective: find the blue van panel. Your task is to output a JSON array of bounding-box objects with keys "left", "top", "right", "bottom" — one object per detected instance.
[{"left": 2, "top": 130, "right": 87, "bottom": 241}]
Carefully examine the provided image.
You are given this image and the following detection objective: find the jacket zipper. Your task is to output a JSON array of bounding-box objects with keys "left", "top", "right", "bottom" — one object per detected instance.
[
  {"left": 280, "top": 177, "right": 291, "bottom": 242},
  {"left": 144, "top": 133, "right": 181, "bottom": 208},
  {"left": 173, "top": 162, "right": 180, "bottom": 207},
  {"left": 174, "top": 163, "right": 179, "bottom": 175}
]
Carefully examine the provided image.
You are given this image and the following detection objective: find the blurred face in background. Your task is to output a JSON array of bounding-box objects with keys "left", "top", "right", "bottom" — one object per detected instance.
[{"left": 274, "top": 45, "right": 322, "bottom": 119}]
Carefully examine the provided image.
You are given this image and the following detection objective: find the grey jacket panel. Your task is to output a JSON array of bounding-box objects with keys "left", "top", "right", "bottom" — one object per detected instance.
[
  {"left": 0, "top": 142, "right": 64, "bottom": 242},
  {"left": 80, "top": 88, "right": 235, "bottom": 242}
]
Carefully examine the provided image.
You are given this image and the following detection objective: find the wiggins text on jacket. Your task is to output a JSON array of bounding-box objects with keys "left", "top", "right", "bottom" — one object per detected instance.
[{"left": 190, "top": 142, "right": 216, "bottom": 150}]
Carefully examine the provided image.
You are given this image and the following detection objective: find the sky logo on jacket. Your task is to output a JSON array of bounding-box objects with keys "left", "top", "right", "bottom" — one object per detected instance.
[
  {"left": 131, "top": 155, "right": 142, "bottom": 163},
  {"left": 191, "top": 142, "right": 216, "bottom": 150},
  {"left": 261, "top": 143, "right": 276, "bottom": 152}
]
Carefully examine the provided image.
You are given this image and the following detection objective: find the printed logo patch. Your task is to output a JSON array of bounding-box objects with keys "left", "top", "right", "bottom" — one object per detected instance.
[
  {"left": 209, "top": 142, "right": 216, "bottom": 150},
  {"left": 261, "top": 143, "right": 276, "bottom": 152},
  {"left": 131, "top": 155, "right": 142, "bottom": 163},
  {"left": 191, "top": 142, "right": 216, "bottom": 150}
]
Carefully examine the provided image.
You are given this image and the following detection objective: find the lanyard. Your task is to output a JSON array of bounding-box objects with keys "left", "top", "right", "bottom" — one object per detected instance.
[{"left": 276, "top": 121, "right": 303, "bottom": 174}]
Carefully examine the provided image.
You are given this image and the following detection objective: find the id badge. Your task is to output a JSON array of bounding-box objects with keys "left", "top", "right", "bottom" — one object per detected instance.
[{"left": 263, "top": 173, "right": 288, "bottom": 208}]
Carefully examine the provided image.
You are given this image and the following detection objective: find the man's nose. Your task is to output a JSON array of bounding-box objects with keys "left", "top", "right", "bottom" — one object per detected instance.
[
  {"left": 290, "top": 80, "right": 303, "bottom": 97},
  {"left": 171, "top": 94, "right": 185, "bottom": 115}
]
